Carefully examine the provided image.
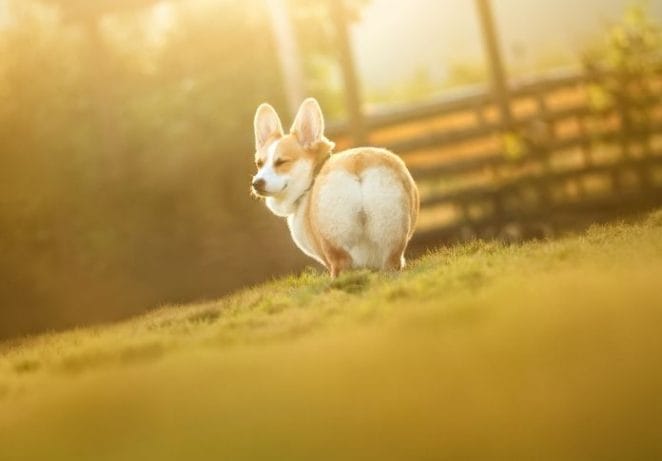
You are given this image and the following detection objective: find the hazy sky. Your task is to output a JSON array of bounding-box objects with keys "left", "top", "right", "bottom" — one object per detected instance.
[
  {"left": 352, "top": 0, "right": 662, "bottom": 88},
  {"left": 2, "top": 0, "right": 660, "bottom": 90}
]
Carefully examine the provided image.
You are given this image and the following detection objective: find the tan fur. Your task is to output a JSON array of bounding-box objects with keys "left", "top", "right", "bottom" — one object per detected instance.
[
  {"left": 254, "top": 134, "right": 281, "bottom": 166},
  {"left": 319, "top": 238, "right": 352, "bottom": 277},
  {"left": 302, "top": 190, "right": 325, "bottom": 266}
]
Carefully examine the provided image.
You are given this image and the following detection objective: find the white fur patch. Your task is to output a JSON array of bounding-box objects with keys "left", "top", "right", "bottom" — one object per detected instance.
[
  {"left": 266, "top": 139, "right": 279, "bottom": 163},
  {"left": 314, "top": 166, "right": 408, "bottom": 269},
  {"left": 254, "top": 140, "right": 287, "bottom": 196}
]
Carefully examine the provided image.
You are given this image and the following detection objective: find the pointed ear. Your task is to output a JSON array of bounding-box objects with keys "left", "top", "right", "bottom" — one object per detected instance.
[
  {"left": 290, "top": 98, "right": 334, "bottom": 151},
  {"left": 254, "top": 103, "right": 283, "bottom": 151}
]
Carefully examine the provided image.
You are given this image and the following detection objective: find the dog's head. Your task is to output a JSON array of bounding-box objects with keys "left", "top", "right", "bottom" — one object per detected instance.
[{"left": 251, "top": 98, "right": 334, "bottom": 206}]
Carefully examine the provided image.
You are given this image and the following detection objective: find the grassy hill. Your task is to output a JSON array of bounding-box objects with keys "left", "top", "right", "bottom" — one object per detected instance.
[{"left": 2, "top": 211, "right": 662, "bottom": 460}]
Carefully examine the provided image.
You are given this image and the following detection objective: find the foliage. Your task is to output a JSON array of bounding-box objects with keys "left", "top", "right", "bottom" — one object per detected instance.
[
  {"left": 1, "top": 212, "right": 662, "bottom": 459},
  {"left": 0, "top": 0, "right": 378, "bottom": 339},
  {"left": 287, "top": 0, "right": 371, "bottom": 119},
  {"left": 444, "top": 59, "right": 488, "bottom": 88},
  {"left": 583, "top": 2, "right": 662, "bottom": 125},
  {"left": 0, "top": 0, "right": 310, "bottom": 339},
  {"left": 502, "top": 131, "right": 526, "bottom": 160}
]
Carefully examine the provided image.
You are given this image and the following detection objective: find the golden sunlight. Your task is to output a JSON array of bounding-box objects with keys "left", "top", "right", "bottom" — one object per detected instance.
[{"left": 1, "top": 1, "right": 662, "bottom": 459}]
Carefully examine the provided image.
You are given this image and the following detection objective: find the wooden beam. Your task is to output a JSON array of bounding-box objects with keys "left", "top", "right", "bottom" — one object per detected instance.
[
  {"left": 474, "top": 0, "right": 512, "bottom": 128},
  {"left": 328, "top": 0, "right": 367, "bottom": 145}
]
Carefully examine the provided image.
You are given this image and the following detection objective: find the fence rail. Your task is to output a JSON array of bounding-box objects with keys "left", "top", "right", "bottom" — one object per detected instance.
[
  {"left": 328, "top": 68, "right": 590, "bottom": 136},
  {"left": 328, "top": 67, "right": 662, "bottom": 248}
]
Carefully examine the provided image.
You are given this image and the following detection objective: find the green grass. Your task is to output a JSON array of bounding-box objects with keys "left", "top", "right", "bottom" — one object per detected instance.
[{"left": 2, "top": 211, "right": 662, "bottom": 460}]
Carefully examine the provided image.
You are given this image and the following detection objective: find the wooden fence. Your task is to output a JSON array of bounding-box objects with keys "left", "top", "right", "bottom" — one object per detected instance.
[{"left": 327, "top": 67, "right": 662, "bottom": 250}]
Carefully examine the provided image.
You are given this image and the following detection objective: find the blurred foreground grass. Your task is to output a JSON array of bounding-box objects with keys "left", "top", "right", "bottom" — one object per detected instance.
[{"left": 2, "top": 211, "right": 662, "bottom": 460}]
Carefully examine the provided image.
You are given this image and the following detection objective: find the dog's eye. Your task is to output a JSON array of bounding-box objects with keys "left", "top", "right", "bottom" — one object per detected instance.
[
  {"left": 274, "top": 158, "right": 290, "bottom": 167},
  {"left": 256, "top": 159, "right": 264, "bottom": 169}
]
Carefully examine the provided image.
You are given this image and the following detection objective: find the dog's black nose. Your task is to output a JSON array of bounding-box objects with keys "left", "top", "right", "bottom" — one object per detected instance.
[{"left": 252, "top": 178, "right": 266, "bottom": 193}]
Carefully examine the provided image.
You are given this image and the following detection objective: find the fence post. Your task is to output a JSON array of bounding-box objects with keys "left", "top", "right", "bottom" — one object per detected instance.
[
  {"left": 328, "top": 0, "right": 367, "bottom": 145},
  {"left": 475, "top": 0, "right": 511, "bottom": 230},
  {"left": 475, "top": 0, "right": 512, "bottom": 129}
]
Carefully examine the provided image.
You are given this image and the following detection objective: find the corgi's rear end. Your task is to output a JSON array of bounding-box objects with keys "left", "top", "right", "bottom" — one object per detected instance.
[
  {"left": 310, "top": 147, "right": 419, "bottom": 276},
  {"left": 252, "top": 98, "right": 419, "bottom": 277}
]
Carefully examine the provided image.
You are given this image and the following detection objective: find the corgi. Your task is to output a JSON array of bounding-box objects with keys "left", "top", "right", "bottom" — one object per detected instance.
[{"left": 251, "top": 98, "right": 419, "bottom": 277}]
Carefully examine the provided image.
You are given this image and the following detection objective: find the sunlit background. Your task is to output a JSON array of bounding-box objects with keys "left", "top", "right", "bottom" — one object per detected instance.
[{"left": 1, "top": 0, "right": 661, "bottom": 339}]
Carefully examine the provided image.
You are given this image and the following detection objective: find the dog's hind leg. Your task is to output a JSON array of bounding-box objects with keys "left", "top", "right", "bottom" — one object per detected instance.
[{"left": 320, "top": 239, "right": 352, "bottom": 278}]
